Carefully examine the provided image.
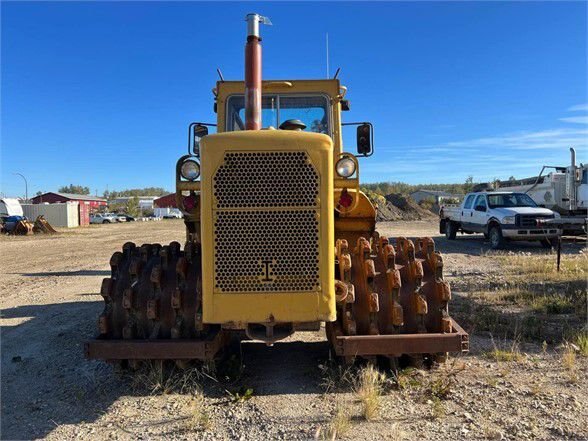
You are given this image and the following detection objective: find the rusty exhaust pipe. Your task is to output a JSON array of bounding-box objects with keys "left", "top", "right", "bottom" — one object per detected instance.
[{"left": 245, "top": 13, "right": 271, "bottom": 130}]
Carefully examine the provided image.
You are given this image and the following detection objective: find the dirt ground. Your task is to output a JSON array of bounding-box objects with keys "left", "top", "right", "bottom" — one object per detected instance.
[{"left": 1, "top": 220, "right": 586, "bottom": 440}]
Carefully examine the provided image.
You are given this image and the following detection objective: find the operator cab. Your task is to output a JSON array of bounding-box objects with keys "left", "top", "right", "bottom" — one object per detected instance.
[{"left": 225, "top": 94, "right": 330, "bottom": 135}]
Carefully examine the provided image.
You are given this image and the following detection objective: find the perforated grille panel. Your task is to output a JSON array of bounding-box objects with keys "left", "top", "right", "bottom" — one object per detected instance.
[
  {"left": 213, "top": 151, "right": 321, "bottom": 293},
  {"left": 213, "top": 152, "right": 319, "bottom": 208}
]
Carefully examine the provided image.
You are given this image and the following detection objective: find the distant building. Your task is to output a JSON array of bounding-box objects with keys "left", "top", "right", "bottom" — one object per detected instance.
[
  {"left": 154, "top": 193, "right": 177, "bottom": 208},
  {"left": 111, "top": 196, "right": 159, "bottom": 210},
  {"left": 31, "top": 192, "right": 107, "bottom": 209},
  {"left": 410, "top": 190, "right": 462, "bottom": 204}
]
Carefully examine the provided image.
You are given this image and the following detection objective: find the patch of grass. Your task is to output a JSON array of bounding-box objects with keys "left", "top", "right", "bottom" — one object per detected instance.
[
  {"left": 486, "top": 348, "right": 524, "bottom": 363},
  {"left": 355, "top": 365, "right": 385, "bottom": 421},
  {"left": 427, "top": 377, "right": 453, "bottom": 400},
  {"left": 131, "top": 362, "right": 204, "bottom": 396},
  {"left": 319, "top": 362, "right": 356, "bottom": 394},
  {"left": 323, "top": 401, "right": 352, "bottom": 440},
  {"left": 530, "top": 296, "right": 575, "bottom": 314},
  {"left": 393, "top": 368, "right": 423, "bottom": 391},
  {"left": 228, "top": 386, "right": 254, "bottom": 403},
  {"left": 184, "top": 392, "right": 213, "bottom": 432},
  {"left": 485, "top": 340, "right": 524, "bottom": 363},
  {"left": 561, "top": 346, "right": 578, "bottom": 383},
  {"left": 429, "top": 397, "right": 445, "bottom": 420},
  {"left": 574, "top": 331, "right": 588, "bottom": 357}
]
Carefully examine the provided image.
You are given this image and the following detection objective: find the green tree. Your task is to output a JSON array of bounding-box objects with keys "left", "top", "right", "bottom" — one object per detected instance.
[
  {"left": 58, "top": 184, "right": 90, "bottom": 195},
  {"left": 126, "top": 196, "right": 140, "bottom": 217}
]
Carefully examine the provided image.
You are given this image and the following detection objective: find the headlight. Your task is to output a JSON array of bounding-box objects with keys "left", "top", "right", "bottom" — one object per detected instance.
[
  {"left": 336, "top": 157, "right": 356, "bottom": 178},
  {"left": 502, "top": 216, "right": 516, "bottom": 224},
  {"left": 180, "top": 160, "right": 200, "bottom": 180}
]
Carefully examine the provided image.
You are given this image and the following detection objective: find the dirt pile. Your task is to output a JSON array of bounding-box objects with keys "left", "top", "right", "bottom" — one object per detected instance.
[{"left": 370, "top": 193, "right": 437, "bottom": 222}]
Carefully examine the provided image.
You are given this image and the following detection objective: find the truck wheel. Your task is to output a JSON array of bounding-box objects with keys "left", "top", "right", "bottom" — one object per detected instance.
[
  {"left": 489, "top": 225, "right": 505, "bottom": 249},
  {"left": 103, "top": 220, "right": 110, "bottom": 224},
  {"left": 445, "top": 222, "right": 457, "bottom": 240},
  {"left": 540, "top": 239, "right": 554, "bottom": 249}
]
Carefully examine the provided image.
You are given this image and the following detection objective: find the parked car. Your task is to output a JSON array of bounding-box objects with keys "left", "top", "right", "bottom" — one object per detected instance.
[
  {"left": 439, "top": 191, "right": 561, "bottom": 249},
  {"left": 163, "top": 211, "right": 182, "bottom": 219},
  {"left": 114, "top": 214, "right": 127, "bottom": 222},
  {"left": 121, "top": 215, "right": 136, "bottom": 222},
  {"left": 90, "top": 213, "right": 118, "bottom": 224}
]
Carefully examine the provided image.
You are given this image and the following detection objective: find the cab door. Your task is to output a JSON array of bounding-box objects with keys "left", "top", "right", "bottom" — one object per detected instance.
[
  {"left": 471, "top": 195, "right": 489, "bottom": 232},
  {"left": 460, "top": 194, "right": 476, "bottom": 230}
]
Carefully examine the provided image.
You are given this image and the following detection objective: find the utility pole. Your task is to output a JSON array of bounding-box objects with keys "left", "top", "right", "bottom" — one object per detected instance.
[{"left": 13, "top": 173, "right": 28, "bottom": 202}]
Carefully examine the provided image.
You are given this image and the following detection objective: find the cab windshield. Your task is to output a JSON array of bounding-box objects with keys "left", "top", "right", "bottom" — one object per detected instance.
[
  {"left": 226, "top": 94, "right": 330, "bottom": 135},
  {"left": 487, "top": 193, "right": 537, "bottom": 208}
]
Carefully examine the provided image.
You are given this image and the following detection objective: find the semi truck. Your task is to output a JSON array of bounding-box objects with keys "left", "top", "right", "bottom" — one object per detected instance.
[{"left": 490, "top": 148, "right": 587, "bottom": 218}]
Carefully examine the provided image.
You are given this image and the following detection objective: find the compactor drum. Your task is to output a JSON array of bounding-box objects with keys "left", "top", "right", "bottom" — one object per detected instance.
[{"left": 85, "top": 13, "right": 468, "bottom": 367}]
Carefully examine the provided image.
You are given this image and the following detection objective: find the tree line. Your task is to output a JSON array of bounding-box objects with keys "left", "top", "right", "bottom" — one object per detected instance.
[{"left": 53, "top": 185, "right": 169, "bottom": 199}]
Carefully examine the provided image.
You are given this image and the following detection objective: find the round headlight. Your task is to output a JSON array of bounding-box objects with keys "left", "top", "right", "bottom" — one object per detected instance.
[
  {"left": 336, "top": 157, "right": 356, "bottom": 178},
  {"left": 180, "top": 160, "right": 200, "bottom": 180}
]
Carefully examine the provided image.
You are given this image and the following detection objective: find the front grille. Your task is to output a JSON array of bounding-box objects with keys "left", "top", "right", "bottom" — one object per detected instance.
[
  {"left": 516, "top": 214, "right": 553, "bottom": 227},
  {"left": 213, "top": 151, "right": 319, "bottom": 208},
  {"left": 213, "top": 151, "right": 321, "bottom": 293}
]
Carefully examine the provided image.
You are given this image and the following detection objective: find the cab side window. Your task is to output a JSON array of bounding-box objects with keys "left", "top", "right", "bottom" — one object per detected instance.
[
  {"left": 463, "top": 195, "right": 475, "bottom": 209},
  {"left": 474, "top": 195, "right": 487, "bottom": 211}
]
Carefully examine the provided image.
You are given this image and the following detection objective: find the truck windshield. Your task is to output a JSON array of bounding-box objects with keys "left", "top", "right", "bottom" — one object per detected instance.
[
  {"left": 487, "top": 193, "right": 537, "bottom": 208},
  {"left": 226, "top": 94, "right": 330, "bottom": 135}
]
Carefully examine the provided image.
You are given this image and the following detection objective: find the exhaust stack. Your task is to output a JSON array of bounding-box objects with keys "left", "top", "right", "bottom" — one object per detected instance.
[
  {"left": 569, "top": 147, "right": 577, "bottom": 211},
  {"left": 244, "top": 13, "right": 271, "bottom": 130}
]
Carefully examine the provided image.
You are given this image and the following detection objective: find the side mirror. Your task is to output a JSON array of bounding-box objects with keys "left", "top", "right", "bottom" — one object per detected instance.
[
  {"left": 357, "top": 123, "right": 373, "bottom": 156},
  {"left": 193, "top": 124, "right": 209, "bottom": 156}
]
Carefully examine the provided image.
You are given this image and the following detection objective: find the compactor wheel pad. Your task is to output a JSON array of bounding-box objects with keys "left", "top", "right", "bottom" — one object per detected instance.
[
  {"left": 329, "top": 235, "right": 453, "bottom": 364},
  {"left": 97, "top": 241, "right": 206, "bottom": 367}
]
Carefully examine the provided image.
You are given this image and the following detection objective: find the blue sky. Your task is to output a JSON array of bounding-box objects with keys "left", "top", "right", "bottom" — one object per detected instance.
[{"left": 2, "top": 1, "right": 587, "bottom": 198}]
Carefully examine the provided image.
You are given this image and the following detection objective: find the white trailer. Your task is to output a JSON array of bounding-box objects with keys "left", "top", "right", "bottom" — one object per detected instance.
[{"left": 495, "top": 148, "right": 587, "bottom": 217}]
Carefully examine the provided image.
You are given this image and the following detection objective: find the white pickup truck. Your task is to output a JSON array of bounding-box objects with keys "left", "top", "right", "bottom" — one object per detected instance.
[{"left": 439, "top": 192, "right": 561, "bottom": 249}]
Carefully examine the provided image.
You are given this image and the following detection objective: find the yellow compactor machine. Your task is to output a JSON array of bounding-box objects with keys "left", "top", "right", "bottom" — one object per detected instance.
[{"left": 85, "top": 13, "right": 468, "bottom": 367}]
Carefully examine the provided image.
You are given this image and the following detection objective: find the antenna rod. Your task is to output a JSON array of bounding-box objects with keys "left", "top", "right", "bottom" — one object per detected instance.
[
  {"left": 216, "top": 68, "right": 225, "bottom": 82},
  {"left": 326, "top": 33, "right": 329, "bottom": 78},
  {"left": 244, "top": 13, "right": 271, "bottom": 130}
]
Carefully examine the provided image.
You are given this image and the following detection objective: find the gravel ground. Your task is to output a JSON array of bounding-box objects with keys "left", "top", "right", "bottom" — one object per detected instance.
[{"left": 1, "top": 220, "right": 586, "bottom": 440}]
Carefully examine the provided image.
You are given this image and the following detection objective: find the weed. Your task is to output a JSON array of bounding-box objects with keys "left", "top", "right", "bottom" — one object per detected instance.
[
  {"left": 485, "top": 339, "right": 524, "bottom": 363},
  {"left": 355, "top": 365, "right": 385, "bottom": 421},
  {"left": 486, "top": 348, "right": 524, "bottom": 362},
  {"left": 323, "top": 401, "right": 352, "bottom": 440},
  {"left": 427, "top": 377, "right": 453, "bottom": 400},
  {"left": 319, "top": 362, "right": 356, "bottom": 394},
  {"left": 561, "top": 345, "right": 579, "bottom": 383},
  {"left": 574, "top": 331, "right": 588, "bottom": 356},
  {"left": 131, "top": 362, "right": 204, "bottom": 396},
  {"left": 562, "top": 346, "right": 576, "bottom": 370},
  {"left": 184, "top": 392, "right": 213, "bottom": 432},
  {"left": 429, "top": 397, "right": 445, "bottom": 419},
  {"left": 531, "top": 296, "right": 574, "bottom": 314},
  {"left": 228, "top": 386, "right": 254, "bottom": 403},
  {"left": 393, "top": 368, "right": 422, "bottom": 391}
]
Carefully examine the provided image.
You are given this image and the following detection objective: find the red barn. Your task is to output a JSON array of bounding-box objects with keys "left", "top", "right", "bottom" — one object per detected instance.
[
  {"left": 154, "top": 193, "right": 177, "bottom": 208},
  {"left": 31, "top": 192, "right": 107, "bottom": 210}
]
